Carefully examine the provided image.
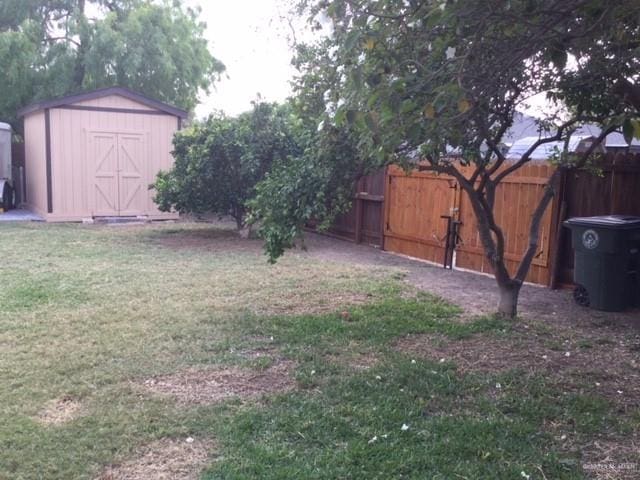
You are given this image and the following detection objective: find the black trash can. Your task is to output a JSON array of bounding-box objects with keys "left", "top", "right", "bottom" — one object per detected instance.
[{"left": 564, "top": 215, "right": 640, "bottom": 312}]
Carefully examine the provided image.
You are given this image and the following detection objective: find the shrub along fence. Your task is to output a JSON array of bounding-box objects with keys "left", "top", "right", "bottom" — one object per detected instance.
[{"left": 312, "top": 152, "right": 640, "bottom": 287}]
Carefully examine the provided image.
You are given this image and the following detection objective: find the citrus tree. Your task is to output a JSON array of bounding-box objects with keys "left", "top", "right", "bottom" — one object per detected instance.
[
  {"left": 154, "top": 102, "right": 302, "bottom": 230},
  {"left": 254, "top": 0, "right": 640, "bottom": 317}
]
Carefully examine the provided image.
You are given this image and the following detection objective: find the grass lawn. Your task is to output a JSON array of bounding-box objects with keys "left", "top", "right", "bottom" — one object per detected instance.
[{"left": 0, "top": 222, "right": 637, "bottom": 479}]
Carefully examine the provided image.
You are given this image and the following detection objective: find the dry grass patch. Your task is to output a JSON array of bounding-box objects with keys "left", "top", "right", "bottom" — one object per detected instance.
[
  {"left": 326, "top": 343, "right": 380, "bottom": 371},
  {"left": 151, "top": 226, "right": 259, "bottom": 254},
  {"left": 36, "top": 395, "right": 83, "bottom": 426},
  {"left": 264, "top": 291, "right": 374, "bottom": 316},
  {"left": 143, "top": 224, "right": 388, "bottom": 317},
  {"left": 396, "top": 326, "right": 640, "bottom": 410},
  {"left": 398, "top": 329, "right": 640, "bottom": 478},
  {"left": 96, "top": 438, "right": 212, "bottom": 480},
  {"left": 396, "top": 332, "right": 551, "bottom": 374},
  {"left": 346, "top": 351, "right": 380, "bottom": 371},
  {"left": 580, "top": 437, "right": 640, "bottom": 480},
  {"left": 142, "top": 360, "right": 296, "bottom": 406}
]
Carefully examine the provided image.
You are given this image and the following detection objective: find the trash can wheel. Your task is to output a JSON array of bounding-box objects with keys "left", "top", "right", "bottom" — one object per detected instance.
[{"left": 573, "top": 284, "right": 590, "bottom": 307}]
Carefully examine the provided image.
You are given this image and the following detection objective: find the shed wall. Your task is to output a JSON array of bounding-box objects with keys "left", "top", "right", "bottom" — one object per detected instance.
[
  {"left": 47, "top": 106, "right": 178, "bottom": 220},
  {"left": 23, "top": 112, "right": 47, "bottom": 216}
]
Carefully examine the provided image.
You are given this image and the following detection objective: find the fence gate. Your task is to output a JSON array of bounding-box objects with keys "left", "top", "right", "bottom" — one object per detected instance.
[
  {"left": 384, "top": 166, "right": 460, "bottom": 264},
  {"left": 382, "top": 163, "right": 556, "bottom": 285},
  {"left": 455, "top": 163, "right": 556, "bottom": 285}
]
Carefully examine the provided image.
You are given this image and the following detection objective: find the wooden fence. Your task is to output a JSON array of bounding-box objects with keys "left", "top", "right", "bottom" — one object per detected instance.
[
  {"left": 384, "top": 162, "right": 556, "bottom": 285},
  {"left": 384, "top": 165, "right": 459, "bottom": 265},
  {"left": 316, "top": 153, "right": 640, "bottom": 287},
  {"left": 555, "top": 152, "right": 640, "bottom": 285},
  {"left": 456, "top": 162, "right": 557, "bottom": 286},
  {"left": 309, "top": 170, "right": 386, "bottom": 247}
]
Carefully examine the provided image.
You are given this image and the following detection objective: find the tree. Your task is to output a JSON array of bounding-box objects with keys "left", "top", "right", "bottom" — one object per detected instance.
[
  {"left": 255, "top": 0, "right": 640, "bottom": 317},
  {"left": 0, "top": 0, "right": 224, "bottom": 130},
  {"left": 153, "top": 102, "right": 302, "bottom": 230},
  {"left": 250, "top": 43, "right": 370, "bottom": 261}
]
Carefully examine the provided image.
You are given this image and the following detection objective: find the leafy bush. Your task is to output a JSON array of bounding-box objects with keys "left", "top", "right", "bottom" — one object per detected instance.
[
  {"left": 249, "top": 125, "right": 367, "bottom": 262},
  {"left": 153, "top": 102, "right": 301, "bottom": 228}
]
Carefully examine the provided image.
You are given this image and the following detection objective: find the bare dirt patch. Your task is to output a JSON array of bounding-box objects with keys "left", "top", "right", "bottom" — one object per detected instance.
[
  {"left": 142, "top": 360, "right": 296, "bottom": 406},
  {"left": 36, "top": 396, "right": 83, "bottom": 426},
  {"left": 398, "top": 329, "right": 640, "bottom": 478},
  {"left": 150, "top": 225, "right": 262, "bottom": 254},
  {"left": 96, "top": 437, "right": 212, "bottom": 480},
  {"left": 580, "top": 437, "right": 640, "bottom": 480},
  {"left": 346, "top": 351, "right": 380, "bottom": 371},
  {"left": 326, "top": 343, "right": 380, "bottom": 371},
  {"left": 396, "top": 324, "right": 640, "bottom": 411}
]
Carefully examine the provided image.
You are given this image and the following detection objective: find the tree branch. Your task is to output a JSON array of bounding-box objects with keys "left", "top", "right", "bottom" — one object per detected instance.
[
  {"left": 513, "top": 123, "right": 616, "bottom": 283},
  {"left": 44, "top": 36, "right": 81, "bottom": 47},
  {"left": 493, "top": 117, "right": 581, "bottom": 184}
]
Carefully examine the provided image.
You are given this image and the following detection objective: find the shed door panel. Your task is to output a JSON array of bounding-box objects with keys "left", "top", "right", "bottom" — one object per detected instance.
[
  {"left": 90, "top": 133, "right": 119, "bottom": 216},
  {"left": 117, "top": 133, "right": 146, "bottom": 216},
  {"left": 88, "top": 131, "right": 147, "bottom": 216}
]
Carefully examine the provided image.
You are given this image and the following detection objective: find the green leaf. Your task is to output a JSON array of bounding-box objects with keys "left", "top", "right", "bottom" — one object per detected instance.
[
  {"left": 334, "top": 106, "right": 347, "bottom": 126},
  {"left": 366, "top": 90, "right": 382, "bottom": 108},
  {"left": 344, "top": 30, "right": 361, "bottom": 52},
  {"left": 400, "top": 99, "right": 416, "bottom": 114},
  {"left": 352, "top": 68, "right": 363, "bottom": 90},
  {"left": 365, "top": 112, "right": 379, "bottom": 132}
]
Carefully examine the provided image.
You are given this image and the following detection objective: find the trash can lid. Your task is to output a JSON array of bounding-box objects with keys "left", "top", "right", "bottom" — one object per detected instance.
[{"left": 564, "top": 215, "right": 640, "bottom": 229}]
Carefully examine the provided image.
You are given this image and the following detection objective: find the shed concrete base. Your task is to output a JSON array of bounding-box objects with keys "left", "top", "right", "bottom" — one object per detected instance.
[
  {"left": 40, "top": 213, "right": 179, "bottom": 222},
  {"left": 0, "top": 208, "right": 44, "bottom": 222}
]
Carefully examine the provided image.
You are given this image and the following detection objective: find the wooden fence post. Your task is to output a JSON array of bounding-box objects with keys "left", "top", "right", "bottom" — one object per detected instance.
[
  {"left": 354, "top": 196, "right": 363, "bottom": 244},
  {"left": 380, "top": 166, "right": 390, "bottom": 251},
  {"left": 548, "top": 168, "right": 566, "bottom": 289}
]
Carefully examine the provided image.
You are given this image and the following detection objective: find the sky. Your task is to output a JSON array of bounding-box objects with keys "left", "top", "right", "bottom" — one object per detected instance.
[
  {"left": 185, "top": 0, "right": 302, "bottom": 118},
  {"left": 184, "top": 1, "right": 556, "bottom": 122}
]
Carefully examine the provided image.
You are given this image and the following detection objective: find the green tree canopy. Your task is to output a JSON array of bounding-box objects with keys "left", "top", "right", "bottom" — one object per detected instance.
[
  {"left": 253, "top": 0, "right": 640, "bottom": 317},
  {"left": 0, "top": 0, "right": 224, "bottom": 130},
  {"left": 153, "top": 102, "right": 303, "bottom": 229}
]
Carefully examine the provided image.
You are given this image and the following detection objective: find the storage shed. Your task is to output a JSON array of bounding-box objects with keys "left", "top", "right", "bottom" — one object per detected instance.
[{"left": 18, "top": 87, "right": 186, "bottom": 221}]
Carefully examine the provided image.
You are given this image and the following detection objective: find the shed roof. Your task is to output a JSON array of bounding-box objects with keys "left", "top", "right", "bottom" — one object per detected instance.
[{"left": 17, "top": 86, "right": 188, "bottom": 119}]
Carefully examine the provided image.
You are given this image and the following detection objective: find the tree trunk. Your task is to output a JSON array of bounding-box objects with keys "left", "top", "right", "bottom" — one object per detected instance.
[
  {"left": 239, "top": 224, "right": 253, "bottom": 239},
  {"left": 497, "top": 281, "right": 521, "bottom": 319}
]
